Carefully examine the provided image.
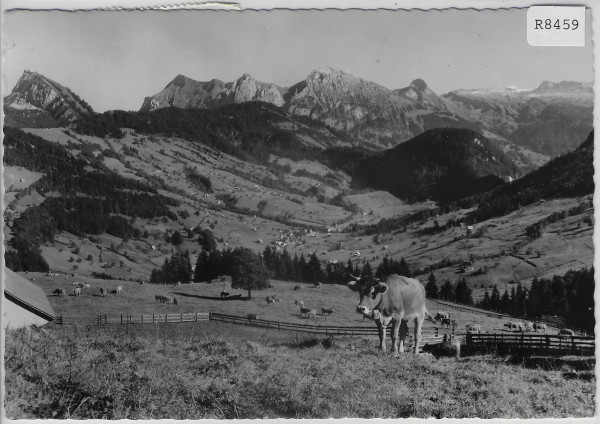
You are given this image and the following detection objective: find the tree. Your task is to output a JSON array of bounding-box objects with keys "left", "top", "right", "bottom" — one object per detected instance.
[
  {"left": 425, "top": 272, "right": 439, "bottom": 299},
  {"left": 305, "top": 253, "right": 324, "bottom": 285},
  {"left": 439, "top": 280, "right": 455, "bottom": 301},
  {"left": 171, "top": 230, "right": 183, "bottom": 246},
  {"left": 454, "top": 278, "right": 473, "bottom": 305},
  {"left": 230, "top": 247, "right": 271, "bottom": 298},
  {"left": 198, "top": 228, "right": 217, "bottom": 252}
]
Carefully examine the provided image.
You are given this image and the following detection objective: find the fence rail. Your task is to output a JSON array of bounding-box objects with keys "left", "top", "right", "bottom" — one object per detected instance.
[{"left": 466, "top": 333, "right": 595, "bottom": 355}]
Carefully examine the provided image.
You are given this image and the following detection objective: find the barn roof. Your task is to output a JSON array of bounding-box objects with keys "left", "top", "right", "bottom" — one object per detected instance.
[{"left": 3, "top": 268, "right": 56, "bottom": 321}]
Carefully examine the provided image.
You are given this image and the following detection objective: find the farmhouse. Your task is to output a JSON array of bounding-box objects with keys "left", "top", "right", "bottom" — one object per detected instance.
[{"left": 3, "top": 268, "right": 56, "bottom": 330}]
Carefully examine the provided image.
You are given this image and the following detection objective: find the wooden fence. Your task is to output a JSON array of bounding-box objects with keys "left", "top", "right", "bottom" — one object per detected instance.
[
  {"left": 56, "top": 311, "right": 445, "bottom": 344},
  {"left": 465, "top": 333, "right": 595, "bottom": 355}
]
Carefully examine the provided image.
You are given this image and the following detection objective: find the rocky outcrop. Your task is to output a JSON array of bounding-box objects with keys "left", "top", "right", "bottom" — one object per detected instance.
[
  {"left": 139, "top": 73, "right": 284, "bottom": 112},
  {"left": 3, "top": 70, "right": 94, "bottom": 126}
]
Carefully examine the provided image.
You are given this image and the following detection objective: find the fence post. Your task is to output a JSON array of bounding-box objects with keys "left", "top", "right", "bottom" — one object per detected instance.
[
  {"left": 153, "top": 314, "right": 155, "bottom": 324},
  {"left": 278, "top": 322, "right": 280, "bottom": 331},
  {"left": 121, "top": 314, "right": 123, "bottom": 325},
  {"left": 181, "top": 313, "right": 183, "bottom": 323},
  {"left": 141, "top": 314, "right": 144, "bottom": 324}
]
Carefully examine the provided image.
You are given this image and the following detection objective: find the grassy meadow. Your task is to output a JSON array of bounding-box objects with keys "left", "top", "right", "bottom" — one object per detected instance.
[{"left": 4, "top": 324, "right": 595, "bottom": 419}]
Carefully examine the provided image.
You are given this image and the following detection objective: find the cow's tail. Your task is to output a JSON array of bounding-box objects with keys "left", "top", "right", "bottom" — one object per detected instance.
[{"left": 424, "top": 309, "right": 437, "bottom": 324}]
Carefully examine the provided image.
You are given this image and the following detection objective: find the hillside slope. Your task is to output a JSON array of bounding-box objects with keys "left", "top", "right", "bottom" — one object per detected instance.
[{"left": 353, "top": 128, "right": 520, "bottom": 203}]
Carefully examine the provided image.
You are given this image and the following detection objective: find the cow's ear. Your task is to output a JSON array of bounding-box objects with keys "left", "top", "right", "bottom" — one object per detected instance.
[
  {"left": 374, "top": 283, "right": 388, "bottom": 294},
  {"left": 347, "top": 281, "right": 360, "bottom": 292}
]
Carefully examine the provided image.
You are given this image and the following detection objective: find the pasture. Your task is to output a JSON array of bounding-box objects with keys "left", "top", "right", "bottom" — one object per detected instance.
[
  {"left": 32, "top": 272, "right": 566, "bottom": 336},
  {"left": 5, "top": 323, "right": 595, "bottom": 419}
]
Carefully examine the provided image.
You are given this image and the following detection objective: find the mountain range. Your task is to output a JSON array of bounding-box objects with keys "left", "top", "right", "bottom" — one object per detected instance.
[{"left": 4, "top": 68, "right": 592, "bottom": 161}]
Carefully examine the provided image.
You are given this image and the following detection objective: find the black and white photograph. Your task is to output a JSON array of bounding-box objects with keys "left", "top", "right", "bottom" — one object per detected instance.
[{"left": 1, "top": 1, "right": 597, "bottom": 419}]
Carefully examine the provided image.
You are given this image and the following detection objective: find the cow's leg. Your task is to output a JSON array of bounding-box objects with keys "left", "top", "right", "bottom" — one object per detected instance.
[
  {"left": 398, "top": 320, "right": 409, "bottom": 353},
  {"left": 391, "top": 318, "right": 401, "bottom": 357},
  {"left": 413, "top": 315, "right": 424, "bottom": 354},
  {"left": 376, "top": 319, "right": 386, "bottom": 351}
]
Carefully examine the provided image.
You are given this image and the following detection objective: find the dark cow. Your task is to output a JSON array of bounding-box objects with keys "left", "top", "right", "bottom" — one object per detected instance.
[
  {"left": 100, "top": 288, "right": 107, "bottom": 297},
  {"left": 173, "top": 297, "right": 179, "bottom": 305},
  {"left": 314, "top": 282, "right": 321, "bottom": 288},
  {"left": 265, "top": 296, "right": 275, "bottom": 305},
  {"left": 246, "top": 313, "right": 258, "bottom": 321},
  {"left": 301, "top": 308, "right": 317, "bottom": 318},
  {"left": 53, "top": 289, "right": 66, "bottom": 296},
  {"left": 322, "top": 307, "right": 335, "bottom": 315},
  {"left": 435, "top": 312, "right": 450, "bottom": 322},
  {"left": 294, "top": 285, "right": 303, "bottom": 291},
  {"left": 220, "top": 291, "right": 229, "bottom": 299},
  {"left": 440, "top": 317, "right": 452, "bottom": 328},
  {"left": 347, "top": 273, "right": 434, "bottom": 355}
]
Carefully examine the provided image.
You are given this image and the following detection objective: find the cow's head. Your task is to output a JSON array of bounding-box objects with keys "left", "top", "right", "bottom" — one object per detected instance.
[{"left": 347, "top": 276, "right": 388, "bottom": 315}]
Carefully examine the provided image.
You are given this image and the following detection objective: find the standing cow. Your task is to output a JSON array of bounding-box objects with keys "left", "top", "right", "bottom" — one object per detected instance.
[
  {"left": 53, "top": 289, "right": 66, "bottom": 296},
  {"left": 73, "top": 288, "right": 82, "bottom": 297},
  {"left": 533, "top": 322, "right": 547, "bottom": 333},
  {"left": 347, "top": 273, "right": 434, "bottom": 355},
  {"left": 265, "top": 296, "right": 275, "bottom": 305},
  {"left": 116, "top": 285, "right": 123, "bottom": 294},
  {"left": 100, "top": 288, "right": 107, "bottom": 297}
]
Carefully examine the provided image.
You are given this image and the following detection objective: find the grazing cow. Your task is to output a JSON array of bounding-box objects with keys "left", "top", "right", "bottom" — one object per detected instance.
[
  {"left": 100, "top": 288, "right": 107, "bottom": 297},
  {"left": 347, "top": 273, "right": 434, "bottom": 355},
  {"left": 220, "top": 291, "right": 229, "bottom": 299},
  {"left": 435, "top": 312, "right": 450, "bottom": 322},
  {"left": 266, "top": 296, "right": 275, "bottom": 305},
  {"left": 440, "top": 317, "right": 452, "bottom": 328},
  {"left": 246, "top": 313, "right": 258, "bottom": 321},
  {"left": 73, "top": 288, "right": 82, "bottom": 296},
  {"left": 72, "top": 282, "right": 81, "bottom": 286},
  {"left": 295, "top": 300, "right": 304, "bottom": 308},
  {"left": 294, "top": 285, "right": 303, "bottom": 291},
  {"left": 559, "top": 328, "right": 575, "bottom": 336},
  {"left": 301, "top": 308, "right": 317, "bottom": 318},
  {"left": 466, "top": 324, "right": 481, "bottom": 333},
  {"left": 82, "top": 283, "right": 91, "bottom": 289},
  {"left": 322, "top": 307, "right": 335, "bottom": 315},
  {"left": 53, "top": 289, "right": 66, "bottom": 296},
  {"left": 533, "top": 322, "right": 547, "bottom": 333},
  {"left": 116, "top": 285, "right": 123, "bottom": 294}
]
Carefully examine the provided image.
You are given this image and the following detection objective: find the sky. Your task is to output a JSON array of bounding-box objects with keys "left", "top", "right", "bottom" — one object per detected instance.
[{"left": 2, "top": 8, "right": 594, "bottom": 112}]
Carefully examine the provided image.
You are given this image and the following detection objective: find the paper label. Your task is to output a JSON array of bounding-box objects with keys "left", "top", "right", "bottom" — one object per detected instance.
[{"left": 527, "top": 6, "right": 585, "bottom": 47}]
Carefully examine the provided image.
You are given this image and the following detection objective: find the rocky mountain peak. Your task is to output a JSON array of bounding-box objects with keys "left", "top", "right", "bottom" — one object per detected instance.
[
  {"left": 409, "top": 78, "right": 428, "bottom": 91},
  {"left": 4, "top": 69, "right": 94, "bottom": 126}
]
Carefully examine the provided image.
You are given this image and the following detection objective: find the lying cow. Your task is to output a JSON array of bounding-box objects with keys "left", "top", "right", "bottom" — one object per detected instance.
[
  {"left": 53, "top": 289, "right": 66, "bottom": 296},
  {"left": 347, "top": 273, "right": 435, "bottom": 355},
  {"left": 466, "top": 324, "right": 481, "bottom": 333},
  {"left": 422, "top": 340, "right": 461, "bottom": 358},
  {"left": 322, "top": 307, "right": 335, "bottom": 315},
  {"left": 559, "top": 328, "right": 575, "bottom": 336}
]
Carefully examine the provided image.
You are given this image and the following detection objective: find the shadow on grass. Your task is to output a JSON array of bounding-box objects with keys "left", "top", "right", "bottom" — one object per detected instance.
[{"left": 173, "top": 292, "right": 248, "bottom": 301}]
